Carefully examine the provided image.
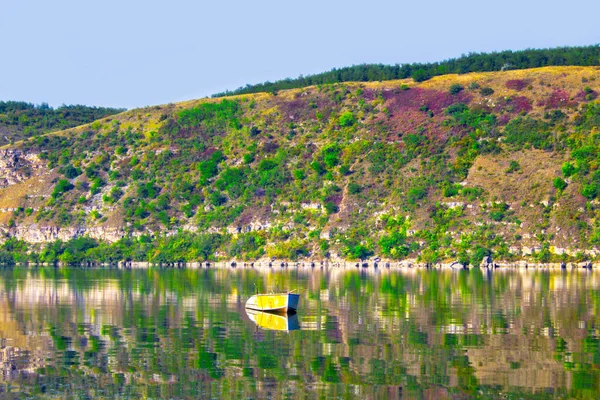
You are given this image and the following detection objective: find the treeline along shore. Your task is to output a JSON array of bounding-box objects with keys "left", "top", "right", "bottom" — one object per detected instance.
[{"left": 1, "top": 258, "right": 595, "bottom": 271}]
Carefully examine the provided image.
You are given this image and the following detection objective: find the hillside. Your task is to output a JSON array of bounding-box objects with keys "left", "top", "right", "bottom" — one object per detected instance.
[
  {"left": 0, "top": 66, "right": 599, "bottom": 264},
  {"left": 214, "top": 45, "right": 600, "bottom": 97},
  {"left": 0, "top": 101, "right": 125, "bottom": 145}
]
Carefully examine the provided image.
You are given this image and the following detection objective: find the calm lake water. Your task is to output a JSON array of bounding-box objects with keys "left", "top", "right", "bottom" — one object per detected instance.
[{"left": 0, "top": 266, "right": 598, "bottom": 399}]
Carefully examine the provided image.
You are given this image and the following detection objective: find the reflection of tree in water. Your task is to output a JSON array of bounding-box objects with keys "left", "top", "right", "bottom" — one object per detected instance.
[{"left": 0, "top": 267, "right": 597, "bottom": 398}]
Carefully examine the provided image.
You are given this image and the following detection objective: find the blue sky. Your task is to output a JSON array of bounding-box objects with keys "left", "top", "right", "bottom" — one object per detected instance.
[{"left": 1, "top": 0, "right": 598, "bottom": 109}]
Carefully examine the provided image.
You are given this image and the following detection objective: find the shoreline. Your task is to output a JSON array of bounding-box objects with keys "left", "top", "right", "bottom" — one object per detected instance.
[{"left": 6, "top": 259, "right": 595, "bottom": 270}]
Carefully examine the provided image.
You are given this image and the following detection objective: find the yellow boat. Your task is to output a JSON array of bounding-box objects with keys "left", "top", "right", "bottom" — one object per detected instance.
[
  {"left": 245, "top": 308, "right": 300, "bottom": 331},
  {"left": 245, "top": 292, "right": 300, "bottom": 313}
]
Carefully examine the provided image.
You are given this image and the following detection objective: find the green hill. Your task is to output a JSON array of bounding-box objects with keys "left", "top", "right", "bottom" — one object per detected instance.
[
  {"left": 0, "top": 66, "right": 599, "bottom": 265},
  {"left": 0, "top": 101, "right": 125, "bottom": 145}
]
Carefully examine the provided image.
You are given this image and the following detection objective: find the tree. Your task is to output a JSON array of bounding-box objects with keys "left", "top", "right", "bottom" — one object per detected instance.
[{"left": 411, "top": 69, "right": 432, "bottom": 82}]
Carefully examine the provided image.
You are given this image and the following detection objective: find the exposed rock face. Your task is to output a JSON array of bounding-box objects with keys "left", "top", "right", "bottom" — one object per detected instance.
[
  {"left": 226, "top": 220, "right": 272, "bottom": 234},
  {"left": 0, "top": 150, "right": 43, "bottom": 188},
  {"left": 8, "top": 225, "right": 126, "bottom": 243}
]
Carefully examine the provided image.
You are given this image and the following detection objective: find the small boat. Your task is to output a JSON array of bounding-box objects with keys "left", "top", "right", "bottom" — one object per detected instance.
[
  {"left": 245, "top": 308, "right": 300, "bottom": 331},
  {"left": 245, "top": 291, "right": 299, "bottom": 313}
]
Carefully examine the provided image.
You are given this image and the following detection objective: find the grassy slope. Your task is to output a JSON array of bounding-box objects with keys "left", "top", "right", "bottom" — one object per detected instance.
[
  {"left": 2, "top": 66, "right": 600, "bottom": 263},
  {"left": 0, "top": 103, "right": 125, "bottom": 145}
]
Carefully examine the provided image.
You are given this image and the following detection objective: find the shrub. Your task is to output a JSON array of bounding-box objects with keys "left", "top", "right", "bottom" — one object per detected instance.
[
  {"left": 137, "top": 181, "right": 159, "bottom": 199},
  {"left": 379, "top": 232, "right": 410, "bottom": 259},
  {"left": 210, "top": 191, "right": 227, "bottom": 206},
  {"left": 339, "top": 111, "right": 356, "bottom": 127},
  {"left": 293, "top": 169, "right": 305, "bottom": 180},
  {"left": 561, "top": 162, "right": 576, "bottom": 177},
  {"left": 348, "top": 183, "right": 361, "bottom": 194},
  {"left": 582, "top": 183, "right": 599, "bottom": 200},
  {"left": 449, "top": 84, "right": 464, "bottom": 95},
  {"left": 444, "top": 103, "right": 469, "bottom": 116},
  {"left": 61, "top": 164, "right": 80, "bottom": 179},
  {"left": 322, "top": 144, "right": 341, "bottom": 168},
  {"left": 51, "top": 179, "right": 74, "bottom": 199},
  {"left": 198, "top": 150, "right": 225, "bottom": 183},
  {"left": 480, "top": 87, "right": 494, "bottom": 96},
  {"left": 258, "top": 159, "right": 277, "bottom": 172},
  {"left": 503, "top": 117, "right": 552, "bottom": 150},
  {"left": 553, "top": 177, "right": 567, "bottom": 191},
  {"left": 243, "top": 153, "right": 255, "bottom": 164},
  {"left": 339, "top": 164, "right": 351, "bottom": 175},
  {"left": 249, "top": 126, "right": 261, "bottom": 137},
  {"left": 461, "top": 187, "right": 483, "bottom": 201},
  {"left": 310, "top": 161, "right": 326, "bottom": 175},
  {"left": 489, "top": 211, "right": 505, "bottom": 221},
  {"left": 178, "top": 99, "right": 240, "bottom": 129},
  {"left": 407, "top": 186, "right": 427, "bottom": 204},
  {"left": 506, "top": 160, "right": 521, "bottom": 173},
  {"left": 544, "top": 109, "right": 566, "bottom": 123},
  {"left": 345, "top": 244, "right": 373, "bottom": 260},
  {"left": 442, "top": 184, "right": 460, "bottom": 197},
  {"left": 324, "top": 201, "right": 338, "bottom": 214}
]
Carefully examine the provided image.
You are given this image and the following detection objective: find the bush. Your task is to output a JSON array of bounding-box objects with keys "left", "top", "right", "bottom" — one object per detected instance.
[
  {"left": 379, "top": 232, "right": 410, "bottom": 259},
  {"left": 198, "top": 151, "right": 225, "bottom": 183},
  {"left": 553, "top": 177, "right": 568, "bottom": 191},
  {"left": 489, "top": 202, "right": 509, "bottom": 221},
  {"left": 561, "top": 162, "right": 577, "bottom": 177},
  {"left": 310, "top": 161, "right": 326, "bottom": 175},
  {"left": 442, "top": 184, "right": 460, "bottom": 197},
  {"left": 339, "top": 111, "right": 356, "bottom": 127},
  {"left": 51, "top": 179, "right": 74, "bottom": 199},
  {"left": 322, "top": 144, "right": 341, "bottom": 168},
  {"left": 258, "top": 159, "right": 277, "bottom": 172},
  {"left": 489, "top": 211, "right": 505, "bottom": 221},
  {"left": 339, "top": 164, "right": 351, "bottom": 175},
  {"left": 503, "top": 117, "right": 552, "bottom": 150},
  {"left": 582, "top": 183, "right": 599, "bottom": 199},
  {"left": 61, "top": 164, "right": 80, "bottom": 179},
  {"left": 293, "top": 169, "right": 305, "bottom": 180},
  {"left": 449, "top": 84, "right": 464, "bottom": 95},
  {"left": 506, "top": 160, "right": 521, "bottom": 174},
  {"left": 324, "top": 201, "right": 338, "bottom": 214},
  {"left": 249, "top": 126, "right": 261, "bottom": 137},
  {"left": 243, "top": 153, "right": 254, "bottom": 164},
  {"left": 345, "top": 244, "right": 373, "bottom": 260},
  {"left": 480, "top": 87, "right": 494, "bottom": 96},
  {"left": 210, "top": 191, "right": 227, "bottom": 206},
  {"left": 348, "top": 183, "right": 361, "bottom": 194},
  {"left": 407, "top": 186, "right": 427, "bottom": 204},
  {"left": 444, "top": 103, "right": 469, "bottom": 116}
]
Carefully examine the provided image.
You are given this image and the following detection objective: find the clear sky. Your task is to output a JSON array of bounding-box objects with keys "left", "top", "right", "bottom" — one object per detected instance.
[{"left": 1, "top": 0, "right": 599, "bottom": 109}]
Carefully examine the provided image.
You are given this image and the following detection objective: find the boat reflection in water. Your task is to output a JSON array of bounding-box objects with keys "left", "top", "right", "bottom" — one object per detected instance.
[{"left": 245, "top": 308, "right": 300, "bottom": 331}]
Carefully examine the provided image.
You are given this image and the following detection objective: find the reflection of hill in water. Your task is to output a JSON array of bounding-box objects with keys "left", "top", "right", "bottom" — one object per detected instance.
[{"left": 0, "top": 267, "right": 597, "bottom": 398}]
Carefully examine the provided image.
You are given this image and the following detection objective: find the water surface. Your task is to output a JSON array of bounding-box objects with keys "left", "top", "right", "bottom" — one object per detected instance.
[{"left": 0, "top": 266, "right": 598, "bottom": 399}]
